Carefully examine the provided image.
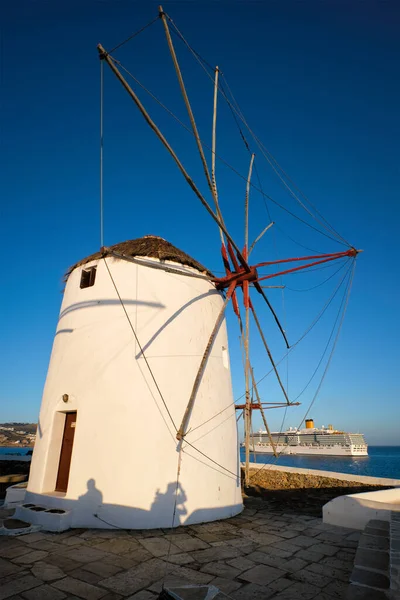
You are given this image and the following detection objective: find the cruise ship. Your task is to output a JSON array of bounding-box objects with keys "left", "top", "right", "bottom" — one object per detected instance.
[{"left": 248, "top": 419, "right": 368, "bottom": 456}]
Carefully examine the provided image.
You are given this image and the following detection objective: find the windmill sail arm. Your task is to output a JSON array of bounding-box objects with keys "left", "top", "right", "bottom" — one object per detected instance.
[
  {"left": 252, "top": 282, "right": 289, "bottom": 348},
  {"left": 249, "top": 366, "right": 278, "bottom": 457},
  {"left": 257, "top": 250, "right": 359, "bottom": 282},
  {"left": 97, "top": 44, "right": 250, "bottom": 273},
  {"left": 255, "top": 248, "right": 358, "bottom": 269},
  {"left": 249, "top": 300, "right": 290, "bottom": 405},
  {"left": 176, "top": 281, "right": 236, "bottom": 441},
  {"left": 159, "top": 7, "right": 226, "bottom": 231},
  {"left": 249, "top": 222, "right": 274, "bottom": 256}
]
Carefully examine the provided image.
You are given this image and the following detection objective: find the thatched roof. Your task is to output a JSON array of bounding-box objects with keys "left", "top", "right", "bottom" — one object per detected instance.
[{"left": 65, "top": 235, "right": 213, "bottom": 280}]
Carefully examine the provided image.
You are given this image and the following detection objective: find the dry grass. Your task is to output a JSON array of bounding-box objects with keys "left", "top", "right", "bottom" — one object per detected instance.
[{"left": 65, "top": 235, "right": 212, "bottom": 280}]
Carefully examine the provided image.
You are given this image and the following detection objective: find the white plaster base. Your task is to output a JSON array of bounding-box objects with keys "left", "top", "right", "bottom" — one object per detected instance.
[
  {"left": 3, "top": 483, "right": 27, "bottom": 508},
  {"left": 14, "top": 503, "right": 72, "bottom": 532},
  {"left": 323, "top": 488, "right": 400, "bottom": 530},
  {"left": 20, "top": 490, "right": 242, "bottom": 530}
]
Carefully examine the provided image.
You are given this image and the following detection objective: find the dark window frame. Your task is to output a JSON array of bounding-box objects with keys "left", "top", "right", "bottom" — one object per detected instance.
[{"left": 80, "top": 266, "right": 97, "bottom": 289}]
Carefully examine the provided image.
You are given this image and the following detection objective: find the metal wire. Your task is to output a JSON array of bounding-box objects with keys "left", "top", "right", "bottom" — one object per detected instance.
[
  {"left": 248, "top": 259, "right": 356, "bottom": 481},
  {"left": 183, "top": 439, "right": 238, "bottom": 478},
  {"left": 100, "top": 60, "right": 104, "bottom": 248},
  {"left": 236, "top": 260, "right": 354, "bottom": 401},
  {"left": 104, "top": 258, "right": 238, "bottom": 484},
  {"left": 108, "top": 16, "right": 160, "bottom": 54},
  {"left": 285, "top": 258, "right": 350, "bottom": 292},
  {"left": 105, "top": 53, "right": 349, "bottom": 246},
  {"left": 185, "top": 260, "right": 353, "bottom": 439},
  {"left": 103, "top": 257, "right": 178, "bottom": 432},
  {"left": 165, "top": 12, "right": 351, "bottom": 248}
]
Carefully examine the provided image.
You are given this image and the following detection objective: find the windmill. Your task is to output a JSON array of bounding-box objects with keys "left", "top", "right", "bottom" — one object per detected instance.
[{"left": 96, "top": 6, "right": 360, "bottom": 488}]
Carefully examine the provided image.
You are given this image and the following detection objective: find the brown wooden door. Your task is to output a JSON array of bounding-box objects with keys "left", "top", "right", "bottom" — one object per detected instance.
[{"left": 55, "top": 412, "right": 77, "bottom": 492}]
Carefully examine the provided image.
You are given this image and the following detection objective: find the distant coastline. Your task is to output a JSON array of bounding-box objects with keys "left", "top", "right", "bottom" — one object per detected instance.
[{"left": 0, "top": 422, "right": 36, "bottom": 447}]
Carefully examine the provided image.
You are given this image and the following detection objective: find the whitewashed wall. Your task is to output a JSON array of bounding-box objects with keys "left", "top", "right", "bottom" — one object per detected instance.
[{"left": 27, "top": 256, "right": 242, "bottom": 528}]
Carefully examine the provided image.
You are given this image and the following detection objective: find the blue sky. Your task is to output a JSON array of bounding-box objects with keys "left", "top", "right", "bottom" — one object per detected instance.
[{"left": 1, "top": 1, "right": 399, "bottom": 445}]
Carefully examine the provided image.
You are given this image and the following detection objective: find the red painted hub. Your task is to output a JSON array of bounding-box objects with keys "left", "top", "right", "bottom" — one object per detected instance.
[{"left": 213, "top": 265, "right": 258, "bottom": 291}]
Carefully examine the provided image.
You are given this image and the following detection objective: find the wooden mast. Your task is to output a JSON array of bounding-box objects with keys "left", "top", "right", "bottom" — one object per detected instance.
[
  {"left": 250, "top": 367, "right": 278, "bottom": 457},
  {"left": 211, "top": 66, "right": 224, "bottom": 245},
  {"left": 159, "top": 6, "right": 225, "bottom": 231},
  {"left": 244, "top": 153, "right": 255, "bottom": 487}
]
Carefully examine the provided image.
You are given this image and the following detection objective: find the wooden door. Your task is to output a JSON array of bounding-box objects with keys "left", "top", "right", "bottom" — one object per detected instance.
[{"left": 55, "top": 412, "right": 77, "bottom": 492}]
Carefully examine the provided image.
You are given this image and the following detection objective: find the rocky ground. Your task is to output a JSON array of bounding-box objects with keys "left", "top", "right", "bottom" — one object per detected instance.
[
  {"left": 0, "top": 461, "right": 31, "bottom": 479},
  {"left": 244, "top": 467, "right": 390, "bottom": 517}
]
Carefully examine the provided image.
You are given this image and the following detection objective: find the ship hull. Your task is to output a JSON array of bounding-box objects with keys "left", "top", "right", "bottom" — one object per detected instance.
[{"left": 249, "top": 444, "right": 368, "bottom": 457}]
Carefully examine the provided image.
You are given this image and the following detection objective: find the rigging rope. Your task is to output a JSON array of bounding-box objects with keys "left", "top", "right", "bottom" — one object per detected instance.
[
  {"left": 286, "top": 259, "right": 350, "bottom": 276},
  {"left": 185, "top": 258, "right": 354, "bottom": 438},
  {"left": 164, "top": 13, "right": 351, "bottom": 247},
  {"left": 285, "top": 258, "right": 350, "bottom": 292},
  {"left": 220, "top": 73, "right": 352, "bottom": 248},
  {"left": 291, "top": 265, "right": 354, "bottom": 403},
  {"left": 252, "top": 158, "right": 289, "bottom": 408},
  {"left": 108, "top": 16, "right": 160, "bottom": 54},
  {"left": 248, "top": 259, "right": 356, "bottom": 482},
  {"left": 100, "top": 60, "right": 104, "bottom": 248},
  {"left": 222, "top": 86, "right": 326, "bottom": 259},
  {"left": 273, "top": 223, "right": 324, "bottom": 255},
  {"left": 236, "top": 259, "right": 354, "bottom": 401},
  {"left": 104, "top": 258, "right": 240, "bottom": 484},
  {"left": 104, "top": 258, "right": 178, "bottom": 432},
  {"left": 162, "top": 441, "right": 184, "bottom": 587},
  {"left": 106, "top": 54, "right": 348, "bottom": 246},
  {"left": 183, "top": 439, "right": 239, "bottom": 478}
]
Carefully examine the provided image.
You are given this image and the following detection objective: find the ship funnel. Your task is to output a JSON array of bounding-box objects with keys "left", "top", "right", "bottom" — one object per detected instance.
[
  {"left": 305, "top": 419, "right": 314, "bottom": 429},
  {"left": 328, "top": 424, "right": 333, "bottom": 431}
]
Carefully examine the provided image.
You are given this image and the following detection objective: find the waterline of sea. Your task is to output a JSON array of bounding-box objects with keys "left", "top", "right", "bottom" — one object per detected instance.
[
  {"left": 1, "top": 446, "right": 399, "bottom": 480},
  {"left": 240, "top": 445, "right": 400, "bottom": 480}
]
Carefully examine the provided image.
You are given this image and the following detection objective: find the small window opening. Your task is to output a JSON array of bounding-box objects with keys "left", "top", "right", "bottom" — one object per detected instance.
[{"left": 80, "top": 267, "right": 97, "bottom": 289}]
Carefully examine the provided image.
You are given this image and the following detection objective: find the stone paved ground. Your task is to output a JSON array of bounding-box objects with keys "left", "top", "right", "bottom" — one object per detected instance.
[{"left": 0, "top": 496, "right": 360, "bottom": 600}]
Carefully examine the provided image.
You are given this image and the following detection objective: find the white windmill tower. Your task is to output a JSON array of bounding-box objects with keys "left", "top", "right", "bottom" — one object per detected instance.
[{"left": 20, "top": 236, "right": 242, "bottom": 529}]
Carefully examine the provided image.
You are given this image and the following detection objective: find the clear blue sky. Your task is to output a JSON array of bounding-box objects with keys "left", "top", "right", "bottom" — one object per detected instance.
[{"left": 1, "top": 1, "right": 399, "bottom": 445}]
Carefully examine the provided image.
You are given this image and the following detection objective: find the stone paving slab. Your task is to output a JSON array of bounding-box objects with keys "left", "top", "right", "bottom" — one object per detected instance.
[
  {"left": 0, "top": 497, "right": 364, "bottom": 600},
  {"left": 21, "top": 583, "right": 67, "bottom": 600},
  {"left": 0, "top": 573, "right": 42, "bottom": 600},
  {"left": 272, "top": 581, "right": 321, "bottom": 599},
  {"left": 231, "top": 582, "right": 276, "bottom": 599},
  {"left": 52, "top": 576, "right": 108, "bottom": 599},
  {"left": 239, "top": 564, "right": 286, "bottom": 585},
  {"left": 30, "top": 560, "right": 65, "bottom": 581},
  {"left": 350, "top": 565, "right": 390, "bottom": 589},
  {"left": 101, "top": 558, "right": 166, "bottom": 596},
  {"left": 83, "top": 560, "right": 124, "bottom": 578},
  {"left": 126, "top": 592, "right": 155, "bottom": 600},
  {"left": 138, "top": 537, "right": 181, "bottom": 558},
  {"left": 345, "top": 583, "right": 388, "bottom": 599}
]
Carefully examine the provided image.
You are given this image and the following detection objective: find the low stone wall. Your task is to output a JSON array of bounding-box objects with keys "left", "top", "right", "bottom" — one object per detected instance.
[
  {"left": 244, "top": 463, "right": 400, "bottom": 487},
  {"left": 0, "top": 460, "right": 31, "bottom": 478},
  {"left": 0, "top": 461, "right": 30, "bottom": 499},
  {"left": 242, "top": 464, "right": 398, "bottom": 517},
  {"left": 245, "top": 464, "right": 400, "bottom": 490},
  {"left": 0, "top": 474, "right": 27, "bottom": 499}
]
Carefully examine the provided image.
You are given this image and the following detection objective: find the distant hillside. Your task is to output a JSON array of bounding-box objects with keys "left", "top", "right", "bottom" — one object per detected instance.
[{"left": 0, "top": 422, "right": 37, "bottom": 446}]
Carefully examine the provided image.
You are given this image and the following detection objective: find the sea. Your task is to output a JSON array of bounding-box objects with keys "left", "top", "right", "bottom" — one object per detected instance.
[
  {"left": 240, "top": 446, "right": 400, "bottom": 480},
  {"left": 1, "top": 446, "right": 400, "bottom": 480}
]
